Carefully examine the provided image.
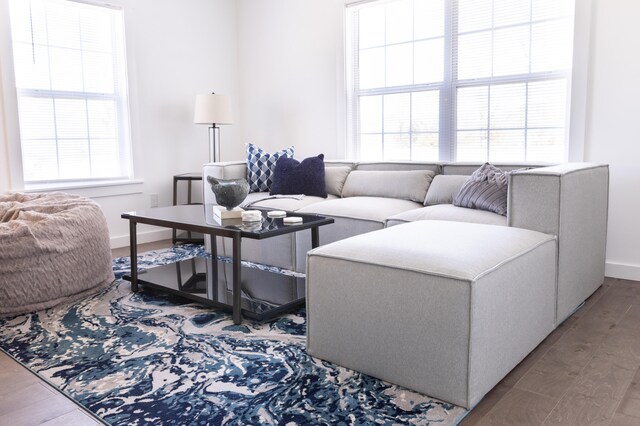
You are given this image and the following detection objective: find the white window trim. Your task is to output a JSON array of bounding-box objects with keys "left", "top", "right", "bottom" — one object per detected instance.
[
  {"left": 343, "top": 0, "right": 593, "bottom": 163},
  {"left": 0, "top": 0, "right": 144, "bottom": 196},
  {"left": 567, "top": 0, "right": 592, "bottom": 162},
  {"left": 0, "top": 0, "right": 23, "bottom": 188},
  {"left": 22, "top": 180, "right": 144, "bottom": 201}
]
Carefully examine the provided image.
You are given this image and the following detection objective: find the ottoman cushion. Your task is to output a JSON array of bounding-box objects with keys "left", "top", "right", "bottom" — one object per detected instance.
[{"left": 306, "top": 220, "right": 557, "bottom": 408}]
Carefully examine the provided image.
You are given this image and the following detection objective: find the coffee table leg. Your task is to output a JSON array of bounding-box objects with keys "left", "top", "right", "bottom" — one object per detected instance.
[
  {"left": 172, "top": 177, "right": 178, "bottom": 244},
  {"left": 129, "top": 220, "right": 138, "bottom": 292},
  {"left": 311, "top": 226, "right": 320, "bottom": 249},
  {"left": 232, "top": 233, "right": 242, "bottom": 325},
  {"left": 206, "top": 234, "right": 218, "bottom": 300}
]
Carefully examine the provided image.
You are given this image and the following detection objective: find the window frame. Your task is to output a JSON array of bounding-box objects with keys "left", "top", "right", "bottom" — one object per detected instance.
[
  {"left": 0, "top": 0, "right": 140, "bottom": 193},
  {"left": 345, "top": 0, "right": 591, "bottom": 163}
]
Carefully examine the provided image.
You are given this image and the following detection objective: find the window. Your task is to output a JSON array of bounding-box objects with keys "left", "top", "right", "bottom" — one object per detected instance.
[
  {"left": 8, "top": 0, "right": 132, "bottom": 186},
  {"left": 346, "top": 0, "right": 576, "bottom": 162}
]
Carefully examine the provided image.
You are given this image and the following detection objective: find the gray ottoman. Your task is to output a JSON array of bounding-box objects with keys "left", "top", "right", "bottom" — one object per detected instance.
[{"left": 306, "top": 220, "right": 557, "bottom": 409}]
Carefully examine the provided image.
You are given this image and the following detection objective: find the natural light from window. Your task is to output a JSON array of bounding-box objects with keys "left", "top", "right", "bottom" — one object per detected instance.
[
  {"left": 346, "top": 0, "right": 575, "bottom": 163},
  {"left": 8, "top": 0, "right": 132, "bottom": 186}
]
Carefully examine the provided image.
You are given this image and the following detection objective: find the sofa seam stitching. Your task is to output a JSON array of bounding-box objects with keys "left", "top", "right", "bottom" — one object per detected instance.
[
  {"left": 467, "top": 278, "right": 474, "bottom": 408},
  {"left": 512, "top": 164, "right": 606, "bottom": 177},
  {"left": 308, "top": 237, "right": 555, "bottom": 283},
  {"left": 307, "top": 252, "right": 476, "bottom": 283},
  {"left": 471, "top": 237, "right": 557, "bottom": 281}
]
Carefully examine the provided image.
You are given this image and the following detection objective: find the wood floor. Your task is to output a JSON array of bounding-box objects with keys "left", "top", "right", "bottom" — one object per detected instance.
[
  {"left": 1, "top": 241, "right": 639, "bottom": 425},
  {"left": 460, "top": 276, "right": 640, "bottom": 425},
  {"left": 0, "top": 352, "right": 100, "bottom": 425}
]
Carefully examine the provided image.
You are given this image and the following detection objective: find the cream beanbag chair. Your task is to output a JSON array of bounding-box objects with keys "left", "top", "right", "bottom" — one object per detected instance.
[{"left": 0, "top": 192, "right": 114, "bottom": 315}]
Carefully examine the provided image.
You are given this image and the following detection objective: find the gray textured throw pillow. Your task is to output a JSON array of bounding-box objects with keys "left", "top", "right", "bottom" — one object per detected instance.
[
  {"left": 341, "top": 170, "right": 435, "bottom": 202},
  {"left": 424, "top": 175, "right": 469, "bottom": 206},
  {"left": 453, "top": 163, "right": 509, "bottom": 216},
  {"left": 324, "top": 166, "right": 352, "bottom": 196}
]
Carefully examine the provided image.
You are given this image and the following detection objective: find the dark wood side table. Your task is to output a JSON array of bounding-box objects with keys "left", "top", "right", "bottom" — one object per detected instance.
[{"left": 172, "top": 173, "right": 203, "bottom": 244}]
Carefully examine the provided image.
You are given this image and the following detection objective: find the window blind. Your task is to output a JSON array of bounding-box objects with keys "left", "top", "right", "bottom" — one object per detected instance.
[
  {"left": 346, "top": 0, "right": 575, "bottom": 162},
  {"left": 8, "top": 0, "right": 132, "bottom": 185}
]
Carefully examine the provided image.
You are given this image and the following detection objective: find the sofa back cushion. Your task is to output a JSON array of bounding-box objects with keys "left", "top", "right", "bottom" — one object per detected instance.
[
  {"left": 342, "top": 170, "right": 435, "bottom": 202},
  {"left": 325, "top": 166, "right": 352, "bottom": 197},
  {"left": 443, "top": 162, "right": 552, "bottom": 175},
  {"left": 355, "top": 161, "right": 441, "bottom": 173},
  {"left": 424, "top": 175, "right": 469, "bottom": 206}
]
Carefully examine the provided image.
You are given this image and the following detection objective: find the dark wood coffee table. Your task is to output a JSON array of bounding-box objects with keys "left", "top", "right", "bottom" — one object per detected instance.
[{"left": 121, "top": 204, "right": 334, "bottom": 324}]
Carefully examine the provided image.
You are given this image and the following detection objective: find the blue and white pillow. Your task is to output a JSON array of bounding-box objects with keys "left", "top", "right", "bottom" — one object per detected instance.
[{"left": 245, "top": 143, "right": 295, "bottom": 193}]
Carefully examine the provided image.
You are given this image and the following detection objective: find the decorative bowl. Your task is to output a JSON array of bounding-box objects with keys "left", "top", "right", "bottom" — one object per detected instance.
[{"left": 206, "top": 176, "right": 249, "bottom": 210}]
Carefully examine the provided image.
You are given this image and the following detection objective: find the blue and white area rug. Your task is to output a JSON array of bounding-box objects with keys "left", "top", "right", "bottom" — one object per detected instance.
[{"left": 0, "top": 245, "right": 468, "bottom": 425}]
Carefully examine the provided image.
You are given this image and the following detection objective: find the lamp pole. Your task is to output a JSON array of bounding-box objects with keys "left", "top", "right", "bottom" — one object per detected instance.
[{"left": 209, "top": 124, "right": 220, "bottom": 163}]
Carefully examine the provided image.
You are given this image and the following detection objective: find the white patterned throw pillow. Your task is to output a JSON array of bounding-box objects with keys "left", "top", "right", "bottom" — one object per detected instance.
[{"left": 245, "top": 143, "right": 295, "bottom": 193}]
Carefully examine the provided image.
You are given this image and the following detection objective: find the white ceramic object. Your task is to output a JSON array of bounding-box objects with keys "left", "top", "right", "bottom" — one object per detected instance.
[
  {"left": 267, "top": 210, "right": 287, "bottom": 218},
  {"left": 241, "top": 210, "right": 262, "bottom": 222},
  {"left": 283, "top": 216, "right": 303, "bottom": 225}
]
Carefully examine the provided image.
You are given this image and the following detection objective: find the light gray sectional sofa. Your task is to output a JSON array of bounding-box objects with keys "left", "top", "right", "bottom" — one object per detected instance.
[
  {"left": 203, "top": 160, "right": 608, "bottom": 322},
  {"left": 203, "top": 160, "right": 609, "bottom": 408}
]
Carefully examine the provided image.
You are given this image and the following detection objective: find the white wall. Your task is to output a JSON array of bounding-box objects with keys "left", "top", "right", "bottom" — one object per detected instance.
[
  {"left": 2, "top": 0, "right": 639, "bottom": 280},
  {"left": 0, "top": 63, "right": 10, "bottom": 193},
  {"left": 585, "top": 0, "right": 640, "bottom": 280},
  {"left": 235, "top": 0, "right": 346, "bottom": 161},
  {"left": 0, "top": 0, "right": 240, "bottom": 247},
  {"left": 234, "top": 0, "right": 640, "bottom": 280}
]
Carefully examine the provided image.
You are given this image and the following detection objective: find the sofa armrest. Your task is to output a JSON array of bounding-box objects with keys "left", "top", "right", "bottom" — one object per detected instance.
[
  {"left": 507, "top": 162, "right": 609, "bottom": 322},
  {"left": 202, "top": 161, "right": 247, "bottom": 205},
  {"left": 507, "top": 163, "right": 609, "bottom": 234}
]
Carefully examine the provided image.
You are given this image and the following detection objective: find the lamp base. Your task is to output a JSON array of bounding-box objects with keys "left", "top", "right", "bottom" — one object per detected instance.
[{"left": 213, "top": 206, "right": 244, "bottom": 221}]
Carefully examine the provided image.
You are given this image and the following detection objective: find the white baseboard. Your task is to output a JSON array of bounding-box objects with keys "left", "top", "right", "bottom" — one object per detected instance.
[
  {"left": 605, "top": 261, "right": 640, "bottom": 282},
  {"left": 110, "top": 229, "right": 173, "bottom": 249}
]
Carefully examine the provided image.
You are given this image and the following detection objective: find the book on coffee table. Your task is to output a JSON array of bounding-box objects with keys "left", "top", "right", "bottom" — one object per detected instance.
[{"left": 213, "top": 206, "right": 243, "bottom": 220}]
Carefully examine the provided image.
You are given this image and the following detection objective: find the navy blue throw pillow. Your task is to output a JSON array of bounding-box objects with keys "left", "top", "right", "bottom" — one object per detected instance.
[{"left": 270, "top": 154, "right": 327, "bottom": 198}]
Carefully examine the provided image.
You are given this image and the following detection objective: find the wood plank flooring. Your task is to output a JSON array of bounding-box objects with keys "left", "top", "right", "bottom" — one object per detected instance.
[
  {"left": 0, "top": 352, "right": 101, "bottom": 425},
  {"left": 461, "top": 277, "right": 640, "bottom": 425},
  {"left": 1, "top": 241, "right": 639, "bottom": 425}
]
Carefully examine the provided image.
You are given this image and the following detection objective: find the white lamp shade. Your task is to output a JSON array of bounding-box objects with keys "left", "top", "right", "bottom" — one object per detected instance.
[{"left": 193, "top": 94, "right": 233, "bottom": 125}]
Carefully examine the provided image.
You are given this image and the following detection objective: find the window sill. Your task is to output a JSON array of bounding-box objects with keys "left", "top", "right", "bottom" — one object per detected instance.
[{"left": 22, "top": 179, "right": 145, "bottom": 199}]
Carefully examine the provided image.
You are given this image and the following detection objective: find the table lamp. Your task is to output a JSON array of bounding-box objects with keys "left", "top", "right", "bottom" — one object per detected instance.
[{"left": 193, "top": 93, "right": 233, "bottom": 163}]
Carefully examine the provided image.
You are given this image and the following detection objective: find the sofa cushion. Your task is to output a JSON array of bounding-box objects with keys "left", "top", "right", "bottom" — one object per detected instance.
[
  {"left": 355, "top": 162, "right": 441, "bottom": 173},
  {"left": 306, "top": 220, "right": 556, "bottom": 408},
  {"left": 298, "top": 196, "right": 422, "bottom": 224},
  {"left": 241, "top": 192, "right": 338, "bottom": 211},
  {"left": 325, "top": 166, "right": 352, "bottom": 197},
  {"left": 245, "top": 143, "right": 295, "bottom": 193},
  {"left": 424, "top": 175, "right": 469, "bottom": 206},
  {"left": 270, "top": 154, "right": 327, "bottom": 198},
  {"left": 341, "top": 170, "right": 435, "bottom": 202},
  {"left": 386, "top": 204, "right": 507, "bottom": 227},
  {"left": 453, "top": 163, "right": 509, "bottom": 216},
  {"left": 443, "top": 162, "right": 552, "bottom": 175}
]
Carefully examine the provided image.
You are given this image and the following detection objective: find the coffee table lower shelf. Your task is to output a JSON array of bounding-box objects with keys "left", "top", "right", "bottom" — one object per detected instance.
[{"left": 123, "top": 257, "right": 305, "bottom": 322}]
